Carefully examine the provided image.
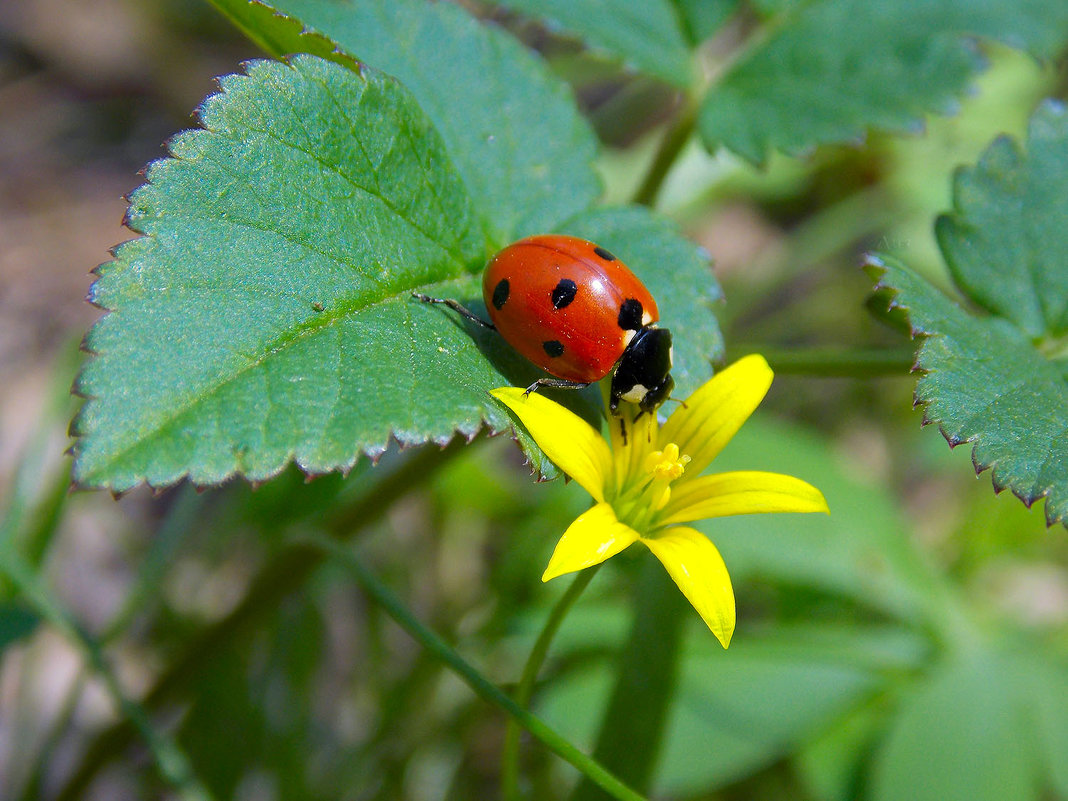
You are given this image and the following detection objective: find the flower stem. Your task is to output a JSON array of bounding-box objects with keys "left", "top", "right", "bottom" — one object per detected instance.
[
  {"left": 302, "top": 535, "right": 646, "bottom": 801},
  {"left": 571, "top": 561, "right": 687, "bottom": 801},
  {"left": 502, "top": 566, "right": 602, "bottom": 801}
]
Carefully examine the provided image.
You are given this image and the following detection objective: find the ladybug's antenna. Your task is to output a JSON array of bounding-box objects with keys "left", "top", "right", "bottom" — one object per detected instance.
[{"left": 665, "top": 396, "right": 688, "bottom": 409}]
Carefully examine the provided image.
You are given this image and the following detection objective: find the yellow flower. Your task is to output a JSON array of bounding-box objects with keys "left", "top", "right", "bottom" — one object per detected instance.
[{"left": 491, "top": 354, "right": 828, "bottom": 648}]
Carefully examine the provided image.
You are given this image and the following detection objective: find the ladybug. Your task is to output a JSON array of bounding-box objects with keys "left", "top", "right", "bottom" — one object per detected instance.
[{"left": 414, "top": 234, "right": 673, "bottom": 414}]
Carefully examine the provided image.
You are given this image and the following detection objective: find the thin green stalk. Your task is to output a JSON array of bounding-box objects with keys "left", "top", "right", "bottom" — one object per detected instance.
[
  {"left": 502, "top": 566, "right": 601, "bottom": 801},
  {"left": 16, "top": 668, "right": 89, "bottom": 801},
  {"left": 571, "top": 561, "right": 688, "bottom": 801},
  {"left": 52, "top": 438, "right": 466, "bottom": 801},
  {"left": 0, "top": 340, "right": 80, "bottom": 558},
  {"left": 18, "top": 465, "right": 72, "bottom": 569},
  {"left": 726, "top": 345, "right": 917, "bottom": 377},
  {"left": 302, "top": 534, "right": 646, "bottom": 801},
  {"left": 101, "top": 484, "right": 205, "bottom": 643},
  {"left": 631, "top": 2, "right": 795, "bottom": 211},
  {"left": 632, "top": 96, "right": 699, "bottom": 208},
  {"left": 0, "top": 546, "right": 214, "bottom": 801}
]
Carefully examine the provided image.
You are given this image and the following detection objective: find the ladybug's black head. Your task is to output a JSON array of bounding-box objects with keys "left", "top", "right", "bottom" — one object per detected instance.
[{"left": 610, "top": 327, "right": 674, "bottom": 415}]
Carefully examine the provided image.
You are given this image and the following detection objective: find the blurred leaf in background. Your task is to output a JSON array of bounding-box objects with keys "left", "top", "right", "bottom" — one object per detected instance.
[{"left": 0, "top": 1, "right": 1065, "bottom": 801}]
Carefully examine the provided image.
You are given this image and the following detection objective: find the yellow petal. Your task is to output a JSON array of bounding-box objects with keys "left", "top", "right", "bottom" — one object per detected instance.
[
  {"left": 641, "top": 527, "right": 735, "bottom": 648},
  {"left": 542, "top": 502, "right": 640, "bottom": 581},
  {"left": 658, "top": 355, "right": 773, "bottom": 476},
  {"left": 607, "top": 400, "right": 658, "bottom": 495},
  {"left": 659, "top": 471, "right": 829, "bottom": 526},
  {"left": 491, "top": 387, "right": 612, "bottom": 503}
]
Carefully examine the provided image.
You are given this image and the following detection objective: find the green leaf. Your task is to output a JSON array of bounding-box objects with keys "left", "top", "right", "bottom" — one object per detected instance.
[
  {"left": 699, "top": 0, "right": 1068, "bottom": 163},
  {"left": 559, "top": 204, "right": 724, "bottom": 393},
  {"left": 936, "top": 102, "right": 1068, "bottom": 338},
  {"left": 872, "top": 651, "right": 1039, "bottom": 801},
  {"left": 670, "top": 0, "right": 739, "bottom": 45},
  {"left": 538, "top": 622, "right": 924, "bottom": 796},
  {"left": 0, "top": 602, "right": 39, "bottom": 650},
  {"left": 203, "top": 0, "right": 358, "bottom": 70},
  {"left": 706, "top": 416, "right": 939, "bottom": 620},
  {"left": 74, "top": 56, "right": 502, "bottom": 490},
  {"left": 658, "top": 624, "right": 924, "bottom": 795},
  {"left": 748, "top": 0, "right": 803, "bottom": 14},
  {"left": 871, "top": 257, "right": 1068, "bottom": 527},
  {"left": 76, "top": 6, "right": 727, "bottom": 490},
  {"left": 868, "top": 103, "right": 1068, "bottom": 528},
  {"left": 1022, "top": 654, "right": 1068, "bottom": 797},
  {"left": 223, "top": 0, "right": 602, "bottom": 245},
  {"left": 796, "top": 700, "right": 887, "bottom": 801},
  {"left": 488, "top": 0, "right": 694, "bottom": 86}
]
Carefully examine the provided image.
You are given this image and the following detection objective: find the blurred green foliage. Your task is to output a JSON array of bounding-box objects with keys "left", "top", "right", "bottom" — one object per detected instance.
[{"left": 0, "top": 1, "right": 1066, "bottom": 800}]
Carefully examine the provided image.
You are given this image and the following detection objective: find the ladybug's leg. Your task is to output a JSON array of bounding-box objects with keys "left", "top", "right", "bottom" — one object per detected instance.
[
  {"left": 522, "top": 378, "right": 590, "bottom": 397},
  {"left": 412, "top": 293, "right": 495, "bottom": 330}
]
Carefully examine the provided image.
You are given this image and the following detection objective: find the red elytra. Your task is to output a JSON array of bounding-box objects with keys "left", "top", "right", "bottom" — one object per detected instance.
[{"left": 482, "top": 234, "right": 659, "bottom": 383}]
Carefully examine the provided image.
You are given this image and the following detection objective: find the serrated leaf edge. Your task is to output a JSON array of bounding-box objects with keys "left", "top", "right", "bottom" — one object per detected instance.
[
  {"left": 225, "top": 0, "right": 363, "bottom": 72},
  {"left": 865, "top": 253, "right": 1065, "bottom": 529},
  {"left": 70, "top": 56, "right": 517, "bottom": 493},
  {"left": 491, "top": 0, "right": 693, "bottom": 87}
]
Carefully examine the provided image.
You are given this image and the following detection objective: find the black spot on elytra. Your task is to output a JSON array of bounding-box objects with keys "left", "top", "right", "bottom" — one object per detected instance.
[
  {"left": 492, "top": 278, "right": 510, "bottom": 310},
  {"left": 543, "top": 340, "right": 565, "bottom": 358},
  {"left": 551, "top": 278, "right": 577, "bottom": 309},
  {"left": 617, "top": 298, "right": 643, "bottom": 331},
  {"left": 593, "top": 246, "right": 617, "bottom": 261}
]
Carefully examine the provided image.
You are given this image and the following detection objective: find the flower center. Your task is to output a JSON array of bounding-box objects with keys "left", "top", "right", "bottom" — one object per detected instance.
[
  {"left": 641, "top": 442, "right": 690, "bottom": 511},
  {"left": 644, "top": 443, "right": 690, "bottom": 483},
  {"left": 612, "top": 438, "right": 691, "bottom": 534}
]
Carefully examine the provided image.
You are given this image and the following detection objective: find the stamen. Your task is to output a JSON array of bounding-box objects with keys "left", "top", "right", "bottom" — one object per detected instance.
[{"left": 643, "top": 443, "right": 690, "bottom": 482}]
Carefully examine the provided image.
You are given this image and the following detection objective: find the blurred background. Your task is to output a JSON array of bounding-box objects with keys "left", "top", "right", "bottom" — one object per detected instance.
[{"left": 1, "top": 1, "right": 1066, "bottom": 800}]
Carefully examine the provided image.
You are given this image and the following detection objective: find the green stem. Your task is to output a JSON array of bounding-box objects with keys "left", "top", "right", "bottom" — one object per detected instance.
[
  {"left": 632, "top": 96, "right": 699, "bottom": 208},
  {"left": 0, "top": 546, "right": 214, "bottom": 801},
  {"left": 1, "top": 340, "right": 80, "bottom": 571},
  {"left": 17, "top": 668, "right": 89, "bottom": 801},
  {"left": 502, "top": 566, "right": 601, "bottom": 801},
  {"left": 52, "top": 438, "right": 466, "bottom": 801},
  {"left": 303, "top": 534, "right": 645, "bottom": 801},
  {"left": 727, "top": 344, "right": 916, "bottom": 377},
  {"left": 102, "top": 484, "right": 204, "bottom": 643},
  {"left": 631, "top": 0, "right": 786, "bottom": 211},
  {"left": 571, "top": 560, "right": 687, "bottom": 801}
]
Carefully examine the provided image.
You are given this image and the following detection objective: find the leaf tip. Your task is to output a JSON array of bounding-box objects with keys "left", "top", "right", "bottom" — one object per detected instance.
[{"left": 365, "top": 443, "right": 389, "bottom": 466}]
